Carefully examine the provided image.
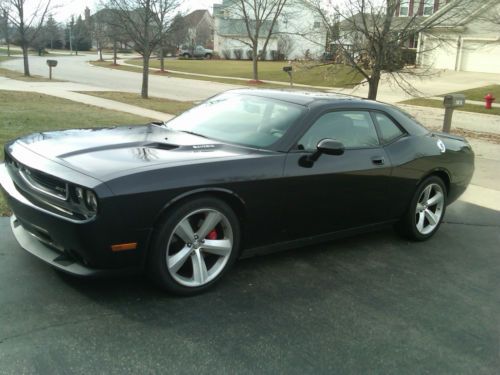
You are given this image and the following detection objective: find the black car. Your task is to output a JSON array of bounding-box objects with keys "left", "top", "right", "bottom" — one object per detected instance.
[{"left": 0, "top": 89, "right": 474, "bottom": 295}]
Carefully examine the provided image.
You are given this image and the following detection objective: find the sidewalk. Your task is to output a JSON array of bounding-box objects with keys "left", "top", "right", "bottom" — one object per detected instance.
[
  {"left": 0, "top": 76, "right": 173, "bottom": 122},
  {"left": 398, "top": 104, "right": 500, "bottom": 135}
]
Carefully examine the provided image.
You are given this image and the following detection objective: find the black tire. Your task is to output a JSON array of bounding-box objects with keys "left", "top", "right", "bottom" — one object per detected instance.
[
  {"left": 204, "top": 53, "right": 212, "bottom": 59},
  {"left": 148, "top": 196, "right": 240, "bottom": 295},
  {"left": 182, "top": 53, "right": 191, "bottom": 59},
  {"left": 396, "top": 176, "right": 447, "bottom": 241}
]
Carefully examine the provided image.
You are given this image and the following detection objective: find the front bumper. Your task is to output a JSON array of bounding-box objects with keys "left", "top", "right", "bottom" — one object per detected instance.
[
  {"left": 10, "top": 215, "right": 126, "bottom": 277},
  {"left": 1, "top": 163, "right": 150, "bottom": 276}
]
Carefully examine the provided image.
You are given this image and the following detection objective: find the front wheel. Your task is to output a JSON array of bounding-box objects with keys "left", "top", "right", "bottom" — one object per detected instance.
[
  {"left": 397, "top": 176, "right": 447, "bottom": 241},
  {"left": 148, "top": 197, "right": 240, "bottom": 295}
]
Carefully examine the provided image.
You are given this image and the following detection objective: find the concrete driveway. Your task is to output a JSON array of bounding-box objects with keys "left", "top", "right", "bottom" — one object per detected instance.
[
  {"left": 0, "top": 201, "right": 498, "bottom": 374},
  {"left": 0, "top": 153, "right": 499, "bottom": 374},
  {"left": 0, "top": 55, "right": 242, "bottom": 101}
]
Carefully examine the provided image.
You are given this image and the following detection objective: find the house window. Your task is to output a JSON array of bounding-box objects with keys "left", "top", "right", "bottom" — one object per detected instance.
[
  {"left": 423, "top": 0, "right": 434, "bottom": 16},
  {"left": 399, "top": 0, "right": 410, "bottom": 17}
]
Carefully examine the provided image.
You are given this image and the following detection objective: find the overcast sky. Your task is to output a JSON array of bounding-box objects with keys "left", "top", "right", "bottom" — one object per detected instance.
[{"left": 51, "top": 0, "right": 222, "bottom": 22}]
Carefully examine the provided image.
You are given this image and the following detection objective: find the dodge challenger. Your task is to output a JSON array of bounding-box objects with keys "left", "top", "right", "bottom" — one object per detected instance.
[{"left": 0, "top": 89, "right": 474, "bottom": 294}]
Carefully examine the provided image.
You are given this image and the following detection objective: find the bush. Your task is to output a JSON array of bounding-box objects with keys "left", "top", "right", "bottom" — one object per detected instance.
[
  {"left": 246, "top": 50, "right": 253, "bottom": 60},
  {"left": 221, "top": 49, "right": 231, "bottom": 59},
  {"left": 258, "top": 50, "right": 267, "bottom": 60},
  {"left": 270, "top": 50, "right": 284, "bottom": 61},
  {"left": 233, "top": 49, "right": 243, "bottom": 60}
]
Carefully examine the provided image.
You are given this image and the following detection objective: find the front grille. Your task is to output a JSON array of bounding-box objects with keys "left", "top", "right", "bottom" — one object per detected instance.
[
  {"left": 22, "top": 168, "right": 69, "bottom": 200},
  {"left": 6, "top": 153, "right": 69, "bottom": 201}
]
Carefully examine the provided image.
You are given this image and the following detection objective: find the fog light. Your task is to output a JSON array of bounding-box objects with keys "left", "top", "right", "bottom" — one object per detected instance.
[{"left": 85, "top": 190, "right": 98, "bottom": 212}]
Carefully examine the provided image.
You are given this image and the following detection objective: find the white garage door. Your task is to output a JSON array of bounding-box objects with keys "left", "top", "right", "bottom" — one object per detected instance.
[
  {"left": 460, "top": 41, "right": 500, "bottom": 74},
  {"left": 422, "top": 38, "right": 458, "bottom": 70}
]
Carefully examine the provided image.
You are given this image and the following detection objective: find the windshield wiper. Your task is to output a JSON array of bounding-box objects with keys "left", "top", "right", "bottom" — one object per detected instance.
[{"left": 179, "top": 130, "right": 210, "bottom": 139}]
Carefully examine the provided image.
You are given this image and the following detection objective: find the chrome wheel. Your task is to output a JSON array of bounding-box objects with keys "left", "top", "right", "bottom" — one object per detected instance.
[
  {"left": 415, "top": 183, "right": 445, "bottom": 235},
  {"left": 166, "top": 208, "right": 234, "bottom": 287}
]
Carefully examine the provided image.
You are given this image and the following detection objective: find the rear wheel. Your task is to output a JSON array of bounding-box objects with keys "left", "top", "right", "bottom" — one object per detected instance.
[
  {"left": 148, "top": 197, "right": 240, "bottom": 295},
  {"left": 204, "top": 53, "right": 212, "bottom": 59},
  {"left": 397, "top": 176, "right": 447, "bottom": 241},
  {"left": 182, "top": 53, "right": 190, "bottom": 59}
]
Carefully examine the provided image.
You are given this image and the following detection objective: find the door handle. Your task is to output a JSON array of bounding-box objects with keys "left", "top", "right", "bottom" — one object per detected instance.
[{"left": 371, "top": 156, "right": 385, "bottom": 166}]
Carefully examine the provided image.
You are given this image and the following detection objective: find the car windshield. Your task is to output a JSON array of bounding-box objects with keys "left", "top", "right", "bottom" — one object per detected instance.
[{"left": 164, "top": 94, "right": 305, "bottom": 149}]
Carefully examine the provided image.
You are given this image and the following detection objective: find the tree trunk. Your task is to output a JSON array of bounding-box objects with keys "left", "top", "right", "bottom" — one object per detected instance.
[
  {"left": 367, "top": 71, "right": 381, "bottom": 100},
  {"left": 22, "top": 44, "right": 30, "bottom": 77},
  {"left": 141, "top": 53, "right": 150, "bottom": 99},
  {"left": 7, "top": 43, "right": 10, "bottom": 56},
  {"left": 99, "top": 46, "right": 103, "bottom": 62},
  {"left": 113, "top": 40, "right": 117, "bottom": 65},
  {"left": 252, "top": 44, "right": 259, "bottom": 81},
  {"left": 160, "top": 46, "right": 165, "bottom": 72}
]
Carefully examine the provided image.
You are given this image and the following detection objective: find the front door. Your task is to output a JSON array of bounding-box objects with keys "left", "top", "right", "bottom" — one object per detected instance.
[{"left": 283, "top": 110, "right": 393, "bottom": 240}]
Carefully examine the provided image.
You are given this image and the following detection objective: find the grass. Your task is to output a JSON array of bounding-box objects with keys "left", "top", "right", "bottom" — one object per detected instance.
[
  {"left": 401, "top": 98, "right": 500, "bottom": 116},
  {"left": 89, "top": 60, "right": 291, "bottom": 88},
  {"left": 442, "top": 84, "right": 500, "bottom": 102},
  {"left": 0, "top": 66, "right": 55, "bottom": 82},
  {"left": 125, "top": 58, "right": 363, "bottom": 88},
  {"left": 80, "top": 91, "right": 195, "bottom": 115},
  {"left": 0, "top": 91, "right": 152, "bottom": 216}
]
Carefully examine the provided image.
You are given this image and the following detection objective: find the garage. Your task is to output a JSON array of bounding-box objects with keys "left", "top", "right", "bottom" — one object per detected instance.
[
  {"left": 421, "top": 37, "right": 458, "bottom": 70},
  {"left": 460, "top": 40, "right": 500, "bottom": 74}
]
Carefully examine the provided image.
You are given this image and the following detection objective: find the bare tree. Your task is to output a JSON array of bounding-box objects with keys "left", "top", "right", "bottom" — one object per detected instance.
[
  {"left": 221, "top": 0, "right": 288, "bottom": 81},
  {"left": 305, "top": 0, "right": 474, "bottom": 100},
  {"left": 0, "top": 0, "right": 51, "bottom": 76},
  {"left": 105, "top": 0, "right": 180, "bottom": 98},
  {"left": 1, "top": 9, "right": 10, "bottom": 55}
]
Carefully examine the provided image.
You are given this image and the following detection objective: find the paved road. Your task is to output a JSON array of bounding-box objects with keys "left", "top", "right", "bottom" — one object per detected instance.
[{"left": 0, "top": 55, "right": 242, "bottom": 101}]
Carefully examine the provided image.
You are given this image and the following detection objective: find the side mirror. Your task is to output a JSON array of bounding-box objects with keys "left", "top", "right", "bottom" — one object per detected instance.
[
  {"left": 317, "top": 138, "right": 345, "bottom": 156},
  {"left": 299, "top": 138, "right": 345, "bottom": 168}
]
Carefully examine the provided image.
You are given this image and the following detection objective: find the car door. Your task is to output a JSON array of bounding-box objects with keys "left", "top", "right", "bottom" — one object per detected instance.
[{"left": 282, "top": 109, "right": 393, "bottom": 239}]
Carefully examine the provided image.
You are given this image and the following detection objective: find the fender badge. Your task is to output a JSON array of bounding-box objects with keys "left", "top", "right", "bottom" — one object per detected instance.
[{"left": 437, "top": 139, "right": 446, "bottom": 153}]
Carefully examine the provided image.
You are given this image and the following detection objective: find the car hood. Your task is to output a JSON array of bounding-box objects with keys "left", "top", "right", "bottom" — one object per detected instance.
[{"left": 11, "top": 124, "right": 262, "bottom": 181}]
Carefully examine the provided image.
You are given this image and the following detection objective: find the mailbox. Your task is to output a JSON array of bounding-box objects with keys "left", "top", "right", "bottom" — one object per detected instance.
[
  {"left": 46, "top": 59, "right": 58, "bottom": 67},
  {"left": 442, "top": 94, "right": 466, "bottom": 133},
  {"left": 282, "top": 66, "right": 292, "bottom": 73},
  {"left": 443, "top": 94, "right": 465, "bottom": 108}
]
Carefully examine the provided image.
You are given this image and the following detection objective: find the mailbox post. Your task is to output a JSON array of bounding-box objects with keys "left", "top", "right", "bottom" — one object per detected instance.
[
  {"left": 442, "top": 94, "right": 465, "bottom": 133},
  {"left": 46, "top": 59, "right": 58, "bottom": 80},
  {"left": 283, "top": 65, "right": 293, "bottom": 87}
]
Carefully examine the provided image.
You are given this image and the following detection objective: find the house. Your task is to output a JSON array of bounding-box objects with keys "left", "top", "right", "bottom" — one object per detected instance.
[
  {"left": 415, "top": 0, "right": 500, "bottom": 74},
  {"left": 395, "top": 0, "right": 451, "bottom": 48},
  {"left": 183, "top": 9, "right": 214, "bottom": 49},
  {"left": 213, "top": 0, "right": 327, "bottom": 60}
]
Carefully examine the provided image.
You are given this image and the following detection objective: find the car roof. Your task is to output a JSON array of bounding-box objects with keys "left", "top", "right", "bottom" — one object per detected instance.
[
  {"left": 223, "top": 88, "right": 429, "bottom": 138},
  {"left": 226, "top": 88, "right": 367, "bottom": 106}
]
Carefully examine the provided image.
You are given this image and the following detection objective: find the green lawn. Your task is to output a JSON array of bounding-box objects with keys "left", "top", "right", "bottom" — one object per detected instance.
[
  {"left": 80, "top": 91, "right": 195, "bottom": 115},
  {"left": 90, "top": 60, "right": 293, "bottom": 88},
  {"left": 125, "top": 59, "right": 364, "bottom": 88},
  {"left": 443, "top": 84, "right": 500, "bottom": 102},
  {"left": 0, "top": 91, "right": 152, "bottom": 216},
  {"left": 401, "top": 98, "right": 500, "bottom": 116}
]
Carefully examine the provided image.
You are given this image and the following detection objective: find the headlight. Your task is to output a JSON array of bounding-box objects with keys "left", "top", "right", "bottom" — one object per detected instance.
[{"left": 84, "top": 190, "right": 98, "bottom": 213}]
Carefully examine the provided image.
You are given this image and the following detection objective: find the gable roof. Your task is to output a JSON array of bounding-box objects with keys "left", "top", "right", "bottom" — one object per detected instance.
[{"left": 184, "top": 9, "right": 210, "bottom": 28}]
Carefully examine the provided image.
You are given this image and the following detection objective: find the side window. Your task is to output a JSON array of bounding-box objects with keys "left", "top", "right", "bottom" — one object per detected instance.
[
  {"left": 374, "top": 112, "right": 405, "bottom": 144},
  {"left": 298, "top": 111, "right": 379, "bottom": 151}
]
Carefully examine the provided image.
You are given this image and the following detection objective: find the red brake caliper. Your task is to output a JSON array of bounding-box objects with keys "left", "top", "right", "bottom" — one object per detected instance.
[{"left": 206, "top": 230, "right": 217, "bottom": 240}]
